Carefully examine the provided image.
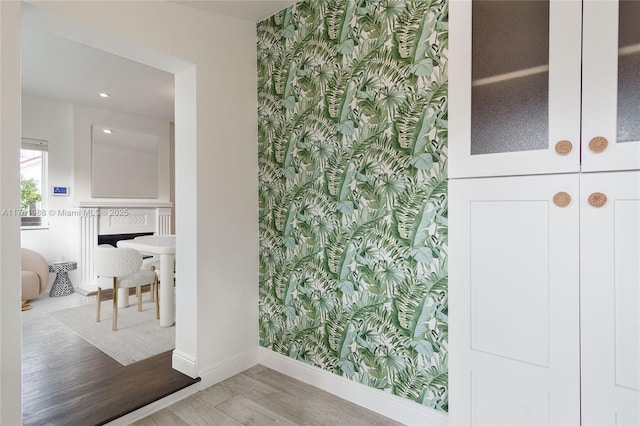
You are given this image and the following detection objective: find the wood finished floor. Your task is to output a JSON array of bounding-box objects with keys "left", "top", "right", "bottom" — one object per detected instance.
[
  {"left": 23, "top": 294, "right": 402, "bottom": 426},
  {"left": 21, "top": 293, "right": 198, "bottom": 426},
  {"left": 135, "top": 365, "right": 403, "bottom": 426}
]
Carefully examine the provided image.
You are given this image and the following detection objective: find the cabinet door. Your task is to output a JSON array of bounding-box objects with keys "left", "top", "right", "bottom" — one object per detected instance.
[
  {"left": 449, "top": 0, "right": 582, "bottom": 178},
  {"left": 582, "top": 1, "right": 640, "bottom": 172},
  {"left": 449, "top": 174, "right": 580, "bottom": 425},
  {"left": 581, "top": 171, "right": 640, "bottom": 424}
]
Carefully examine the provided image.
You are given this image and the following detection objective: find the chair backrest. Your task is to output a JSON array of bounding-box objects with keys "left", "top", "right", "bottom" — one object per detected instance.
[{"left": 94, "top": 246, "right": 142, "bottom": 278}]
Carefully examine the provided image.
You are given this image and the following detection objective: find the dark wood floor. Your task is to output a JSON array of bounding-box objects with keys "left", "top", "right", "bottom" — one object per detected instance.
[{"left": 22, "top": 299, "right": 199, "bottom": 426}]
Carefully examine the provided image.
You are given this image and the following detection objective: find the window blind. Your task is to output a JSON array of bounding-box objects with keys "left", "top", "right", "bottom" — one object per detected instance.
[{"left": 21, "top": 137, "right": 48, "bottom": 152}]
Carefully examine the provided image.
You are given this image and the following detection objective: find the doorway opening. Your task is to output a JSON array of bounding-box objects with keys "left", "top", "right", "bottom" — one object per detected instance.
[{"left": 19, "top": 3, "right": 198, "bottom": 424}]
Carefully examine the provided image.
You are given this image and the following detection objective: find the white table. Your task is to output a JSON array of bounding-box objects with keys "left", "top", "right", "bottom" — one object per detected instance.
[{"left": 118, "top": 235, "right": 175, "bottom": 327}]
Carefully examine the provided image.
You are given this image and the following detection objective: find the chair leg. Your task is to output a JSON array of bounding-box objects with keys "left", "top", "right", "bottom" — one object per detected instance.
[
  {"left": 96, "top": 287, "right": 102, "bottom": 322},
  {"left": 112, "top": 278, "right": 118, "bottom": 331},
  {"left": 150, "top": 266, "right": 156, "bottom": 302},
  {"left": 155, "top": 276, "right": 159, "bottom": 320},
  {"left": 137, "top": 286, "right": 142, "bottom": 312}
]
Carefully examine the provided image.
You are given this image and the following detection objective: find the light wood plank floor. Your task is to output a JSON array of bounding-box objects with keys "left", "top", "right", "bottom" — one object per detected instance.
[{"left": 134, "top": 365, "right": 404, "bottom": 426}]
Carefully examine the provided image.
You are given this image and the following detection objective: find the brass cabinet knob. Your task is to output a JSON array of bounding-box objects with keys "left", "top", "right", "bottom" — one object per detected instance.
[
  {"left": 588, "top": 192, "right": 607, "bottom": 207},
  {"left": 555, "top": 140, "right": 573, "bottom": 155},
  {"left": 553, "top": 192, "right": 571, "bottom": 207},
  {"left": 588, "top": 136, "right": 608, "bottom": 153}
]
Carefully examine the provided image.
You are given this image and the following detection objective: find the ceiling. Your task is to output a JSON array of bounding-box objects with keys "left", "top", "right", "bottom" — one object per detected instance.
[
  {"left": 21, "top": 26, "right": 176, "bottom": 121},
  {"left": 20, "top": 0, "right": 297, "bottom": 123},
  {"left": 173, "top": 1, "right": 297, "bottom": 22}
]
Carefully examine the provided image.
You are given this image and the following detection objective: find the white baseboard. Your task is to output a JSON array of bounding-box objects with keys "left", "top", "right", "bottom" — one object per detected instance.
[
  {"left": 198, "top": 348, "right": 259, "bottom": 389},
  {"left": 113, "top": 348, "right": 448, "bottom": 426},
  {"left": 172, "top": 348, "right": 197, "bottom": 378},
  {"left": 257, "top": 347, "right": 448, "bottom": 426}
]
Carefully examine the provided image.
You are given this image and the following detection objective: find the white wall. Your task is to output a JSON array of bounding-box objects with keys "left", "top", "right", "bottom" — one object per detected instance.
[
  {"left": 170, "top": 122, "right": 175, "bottom": 232},
  {"left": 20, "top": 95, "right": 172, "bottom": 292},
  {"left": 0, "top": 3, "right": 24, "bottom": 424},
  {"left": 21, "top": 94, "right": 76, "bottom": 285},
  {"left": 1, "top": 1, "right": 260, "bottom": 422},
  {"left": 73, "top": 104, "right": 171, "bottom": 203}
]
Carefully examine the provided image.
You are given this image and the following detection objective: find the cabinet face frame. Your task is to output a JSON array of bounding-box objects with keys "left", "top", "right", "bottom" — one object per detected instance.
[
  {"left": 449, "top": 1, "right": 640, "bottom": 424},
  {"left": 582, "top": 1, "right": 640, "bottom": 172},
  {"left": 449, "top": 0, "right": 582, "bottom": 178}
]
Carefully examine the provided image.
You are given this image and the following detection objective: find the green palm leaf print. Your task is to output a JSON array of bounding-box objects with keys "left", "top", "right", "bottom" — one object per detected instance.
[{"left": 258, "top": 0, "right": 448, "bottom": 412}]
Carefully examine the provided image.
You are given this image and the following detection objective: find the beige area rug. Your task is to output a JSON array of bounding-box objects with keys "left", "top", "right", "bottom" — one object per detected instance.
[{"left": 49, "top": 299, "right": 174, "bottom": 366}]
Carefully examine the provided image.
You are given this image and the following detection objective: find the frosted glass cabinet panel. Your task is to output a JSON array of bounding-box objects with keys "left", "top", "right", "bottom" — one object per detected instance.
[
  {"left": 617, "top": 0, "right": 640, "bottom": 143},
  {"left": 471, "top": 1, "right": 549, "bottom": 156},
  {"left": 449, "top": 0, "right": 582, "bottom": 178},
  {"left": 582, "top": 0, "right": 640, "bottom": 172}
]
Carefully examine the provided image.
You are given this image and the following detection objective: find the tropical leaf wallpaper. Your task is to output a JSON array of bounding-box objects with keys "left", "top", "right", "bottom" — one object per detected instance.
[{"left": 257, "top": 0, "right": 448, "bottom": 412}]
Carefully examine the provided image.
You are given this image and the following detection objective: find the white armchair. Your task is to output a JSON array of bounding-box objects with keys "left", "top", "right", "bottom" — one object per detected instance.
[
  {"left": 21, "top": 248, "right": 49, "bottom": 311},
  {"left": 94, "top": 246, "right": 158, "bottom": 331}
]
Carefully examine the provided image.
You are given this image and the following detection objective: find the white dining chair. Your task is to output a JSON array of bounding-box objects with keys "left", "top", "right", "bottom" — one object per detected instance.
[
  {"left": 94, "top": 246, "right": 159, "bottom": 331},
  {"left": 141, "top": 256, "right": 160, "bottom": 301},
  {"left": 141, "top": 251, "right": 176, "bottom": 289}
]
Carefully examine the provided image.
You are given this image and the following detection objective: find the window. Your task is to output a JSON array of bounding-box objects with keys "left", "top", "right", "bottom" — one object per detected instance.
[{"left": 20, "top": 138, "right": 48, "bottom": 227}]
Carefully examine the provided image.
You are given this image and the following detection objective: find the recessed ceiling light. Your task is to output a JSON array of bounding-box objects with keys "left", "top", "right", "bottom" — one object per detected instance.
[
  {"left": 99, "top": 92, "right": 110, "bottom": 98},
  {"left": 103, "top": 129, "right": 113, "bottom": 134}
]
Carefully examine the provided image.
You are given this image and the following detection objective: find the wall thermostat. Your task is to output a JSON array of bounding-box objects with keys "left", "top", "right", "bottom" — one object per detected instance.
[{"left": 52, "top": 186, "right": 70, "bottom": 196}]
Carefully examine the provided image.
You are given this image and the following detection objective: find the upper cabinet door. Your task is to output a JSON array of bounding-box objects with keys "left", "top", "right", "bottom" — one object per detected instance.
[
  {"left": 449, "top": 0, "right": 582, "bottom": 178},
  {"left": 582, "top": 0, "right": 640, "bottom": 172}
]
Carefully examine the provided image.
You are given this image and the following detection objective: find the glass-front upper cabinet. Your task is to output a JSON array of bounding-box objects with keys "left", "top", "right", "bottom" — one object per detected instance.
[
  {"left": 449, "top": 0, "right": 582, "bottom": 178},
  {"left": 582, "top": 0, "right": 640, "bottom": 172}
]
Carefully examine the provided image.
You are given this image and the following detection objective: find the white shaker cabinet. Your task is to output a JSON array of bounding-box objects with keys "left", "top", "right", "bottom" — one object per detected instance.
[
  {"left": 582, "top": 1, "right": 640, "bottom": 173},
  {"left": 449, "top": 175, "right": 581, "bottom": 425},
  {"left": 449, "top": 0, "right": 582, "bottom": 178},
  {"left": 581, "top": 171, "right": 640, "bottom": 425},
  {"left": 449, "top": 171, "right": 640, "bottom": 425},
  {"left": 449, "top": 0, "right": 640, "bottom": 424},
  {"left": 450, "top": 0, "right": 640, "bottom": 178}
]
